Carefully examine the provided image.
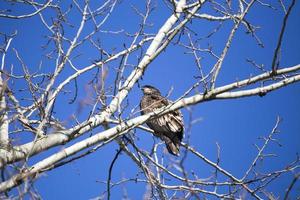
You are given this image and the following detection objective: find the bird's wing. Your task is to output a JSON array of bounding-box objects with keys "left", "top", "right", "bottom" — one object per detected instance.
[
  {"left": 142, "top": 94, "right": 184, "bottom": 138},
  {"left": 166, "top": 99, "right": 184, "bottom": 130},
  {"left": 140, "top": 91, "right": 184, "bottom": 155},
  {"left": 155, "top": 98, "right": 184, "bottom": 139},
  {"left": 157, "top": 113, "right": 183, "bottom": 132}
]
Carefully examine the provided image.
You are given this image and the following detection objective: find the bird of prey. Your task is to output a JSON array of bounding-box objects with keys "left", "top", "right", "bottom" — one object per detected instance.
[{"left": 140, "top": 85, "right": 184, "bottom": 156}]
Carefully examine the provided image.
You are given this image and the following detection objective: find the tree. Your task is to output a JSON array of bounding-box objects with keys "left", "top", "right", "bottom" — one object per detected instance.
[{"left": 0, "top": 0, "right": 299, "bottom": 199}]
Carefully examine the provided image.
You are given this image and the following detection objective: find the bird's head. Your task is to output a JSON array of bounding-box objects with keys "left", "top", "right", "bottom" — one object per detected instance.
[{"left": 141, "top": 85, "right": 161, "bottom": 95}]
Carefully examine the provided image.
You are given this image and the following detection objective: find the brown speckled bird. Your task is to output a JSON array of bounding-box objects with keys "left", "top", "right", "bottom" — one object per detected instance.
[{"left": 140, "top": 85, "right": 184, "bottom": 156}]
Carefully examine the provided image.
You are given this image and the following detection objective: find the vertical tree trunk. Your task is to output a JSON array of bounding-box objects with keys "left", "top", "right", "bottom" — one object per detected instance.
[{"left": 0, "top": 75, "right": 9, "bottom": 147}]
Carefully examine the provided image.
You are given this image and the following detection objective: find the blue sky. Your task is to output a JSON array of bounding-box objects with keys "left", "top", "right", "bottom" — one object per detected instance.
[{"left": 1, "top": 0, "right": 300, "bottom": 199}]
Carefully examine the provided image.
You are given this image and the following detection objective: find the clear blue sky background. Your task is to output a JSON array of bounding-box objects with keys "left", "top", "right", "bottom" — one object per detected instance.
[{"left": 1, "top": 0, "right": 300, "bottom": 199}]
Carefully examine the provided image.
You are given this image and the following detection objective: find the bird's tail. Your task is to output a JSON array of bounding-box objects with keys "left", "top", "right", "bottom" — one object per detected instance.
[{"left": 162, "top": 136, "right": 180, "bottom": 156}]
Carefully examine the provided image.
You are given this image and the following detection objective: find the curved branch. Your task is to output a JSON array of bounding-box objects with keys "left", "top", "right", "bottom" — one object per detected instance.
[
  {"left": 0, "top": 0, "right": 198, "bottom": 168},
  {"left": 1, "top": 64, "right": 299, "bottom": 192},
  {"left": 0, "top": 0, "right": 52, "bottom": 19},
  {"left": 0, "top": 63, "right": 299, "bottom": 169}
]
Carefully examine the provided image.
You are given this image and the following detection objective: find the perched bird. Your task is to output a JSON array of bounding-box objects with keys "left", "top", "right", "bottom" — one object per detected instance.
[{"left": 140, "top": 85, "right": 184, "bottom": 156}]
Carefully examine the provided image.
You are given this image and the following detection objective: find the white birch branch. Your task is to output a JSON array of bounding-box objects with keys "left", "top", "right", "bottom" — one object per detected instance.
[
  {"left": 0, "top": 0, "right": 195, "bottom": 167},
  {"left": 0, "top": 0, "right": 52, "bottom": 19},
  {"left": 1, "top": 64, "right": 299, "bottom": 192},
  {"left": 0, "top": 35, "right": 14, "bottom": 147},
  {"left": 0, "top": 76, "right": 9, "bottom": 147},
  {"left": 0, "top": 63, "right": 299, "bottom": 169}
]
